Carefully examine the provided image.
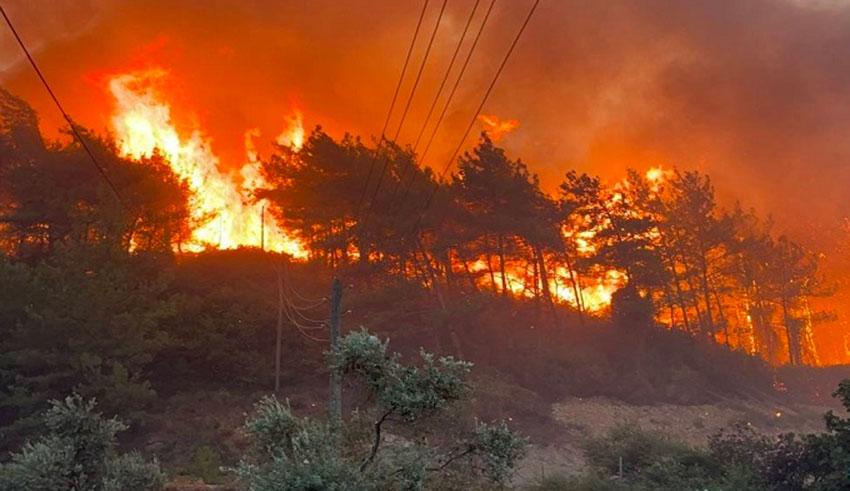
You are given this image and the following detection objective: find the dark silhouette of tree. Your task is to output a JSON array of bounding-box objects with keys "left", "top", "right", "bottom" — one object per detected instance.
[
  {"left": 452, "top": 135, "right": 558, "bottom": 302},
  {"left": 662, "top": 171, "right": 734, "bottom": 338},
  {"left": 0, "top": 89, "right": 191, "bottom": 258}
]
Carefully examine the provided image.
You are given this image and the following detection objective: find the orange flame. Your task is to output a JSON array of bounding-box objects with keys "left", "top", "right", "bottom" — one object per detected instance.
[
  {"left": 467, "top": 258, "right": 623, "bottom": 313},
  {"left": 477, "top": 114, "right": 519, "bottom": 141},
  {"left": 276, "top": 109, "right": 304, "bottom": 151},
  {"left": 108, "top": 69, "right": 305, "bottom": 256}
]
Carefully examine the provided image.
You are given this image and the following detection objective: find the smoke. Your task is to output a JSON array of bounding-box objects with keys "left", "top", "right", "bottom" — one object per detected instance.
[{"left": 3, "top": 0, "right": 850, "bottom": 231}]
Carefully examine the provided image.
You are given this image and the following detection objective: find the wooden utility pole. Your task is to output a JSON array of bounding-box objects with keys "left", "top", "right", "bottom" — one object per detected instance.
[
  {"left": 328, "top": 277, "right": 343, "bottom": 432},
  {"left": 274, "top": 262, "right": 284, "bottom": 392}
]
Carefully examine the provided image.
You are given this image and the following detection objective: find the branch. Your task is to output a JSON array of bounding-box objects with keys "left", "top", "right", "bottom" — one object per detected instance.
[
  {"left": 427, "top": 444, "right": 476, "bottom": 472},
  {"left": 360, "top": 407, "right": 395, "bottom": 472}
]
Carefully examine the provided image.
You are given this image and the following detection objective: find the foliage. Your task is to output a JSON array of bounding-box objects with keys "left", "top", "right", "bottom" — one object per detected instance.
[
  {"left": 0, "top": 89, "right": 190, "bottom": 258},
  {"left": 238, "top": 397, "right": 358, "bottom": 490},
  {"left": 564, "top": 378, "right": 850, "bottom": 490},
  {"left": 0, "top": 394, "right": 164, "bottom": 491},
  {"left": 331, "top": 328, "right": 473, "bottom": 422},
  {"left": 0, "top": 246, "right": 176, "bottom": 446},
  {"left": 471, "top": 421, "right": 529, "bottom": 484},
  {"left": 186, "top": 445, "right": 226, "bottom": 485},
  {"left": 0, "top": 88, "right": 194, "bottom": 448},
  {"left": 238, "top": 330, "right": 525, "bottom": 490},
  {"left": 708, "top": 378, "right": 850, "bottom": 490},
  {"left": 103, "top": 453, "right": 167, "bottom": 491},
  {"left": 583, "top": 424, "right": 708, "bottom": 480}
]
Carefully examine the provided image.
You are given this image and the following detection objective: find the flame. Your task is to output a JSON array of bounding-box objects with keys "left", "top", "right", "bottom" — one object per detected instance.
[
  {"left": 645, "top": 166, "right": 672, "bottom": 192},
  {"left": 552, "top": 267, "right": 626, "bottom": 312},
  {"left": 108, "top": 69, "right": 305, "bottom": 256},
  {"left": 477, "top": 114, "right": 519, "bottom": 141},
  {"left": 467, "top": 258, "right": 623, "bottom": 313},
  {"left": 645, "top": 166, "right": 666, "bottom": 182},
  {"left": 276, "top": 110, "right": 304, "bottom": 151}
]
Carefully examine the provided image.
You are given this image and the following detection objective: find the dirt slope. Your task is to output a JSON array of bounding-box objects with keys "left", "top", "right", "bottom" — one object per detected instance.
[{"left": 515, "top": 396, "right": 832, "bottom": 485}]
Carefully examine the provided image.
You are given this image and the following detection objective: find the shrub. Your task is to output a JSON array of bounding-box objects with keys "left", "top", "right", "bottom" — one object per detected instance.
[
  {"left": 581, "top": 425, "right": 732, "bottom": 490},
  {"left": 0, "top": 394, "right": 164, "bottom": 491},
  {"left": 238, "top": 329, "right": 526, "bottom": 490},
  {"left": 187, "top": 445, "right": 226, "bottom": 484},
  {"left": 583, "top": 425, "right": 695, "bottom": 478}
]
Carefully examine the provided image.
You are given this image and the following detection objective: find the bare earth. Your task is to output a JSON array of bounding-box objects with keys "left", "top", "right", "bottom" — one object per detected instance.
[{"left": 514, "top": 396, "right": 831, "bottom": 486}]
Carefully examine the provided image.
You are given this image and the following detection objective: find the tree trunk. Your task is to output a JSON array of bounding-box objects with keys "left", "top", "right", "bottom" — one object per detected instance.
[
  {"left": 485, "top": 253, "right": 498, "bottom": 293},
  {"left": 665, "top": 251, "right": 691, "bottom": 333},
  {"left": 562, "top": 249, "right": 585, "bottom": 324},
  {"left": 781, "top": 296, "right": 797, "bottom": 365},
  {"left": 461, "top": 259, "right": 479, "bottom": 291},
  {"left": 699, "top": 253, "right": 715, "bottom": 332},
  {"left": 536, "top": 246, "right": 552, "bottom": 304},
  {"left": 443, "top": 248, "right": 455, "bottom": 287},
  {"left": 418, "top": 242, "right": 446, "bottom": 311},
  {"left": 497, "top": 234, "right": 508, "bottom": 296},
  {"left": 712, "top": 289, "right": 730, "bottom": 347}
]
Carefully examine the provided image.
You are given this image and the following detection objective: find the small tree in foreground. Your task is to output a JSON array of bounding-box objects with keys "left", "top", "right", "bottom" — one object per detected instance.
[
  {"left": 0, "top": 394, "right": 164, "bottom": 491},
  {"left": 237, "top": 329, "right": 526, "bottom": 490}
]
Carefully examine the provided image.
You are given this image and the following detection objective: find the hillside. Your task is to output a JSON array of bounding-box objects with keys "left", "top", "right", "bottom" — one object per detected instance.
[{"left": 111, "top": 251, "right": 848, "bottom": 487}]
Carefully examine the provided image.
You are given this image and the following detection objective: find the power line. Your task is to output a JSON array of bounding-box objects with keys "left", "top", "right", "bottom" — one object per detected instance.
[
  {"left": 386, "top": 0, "right": 496, "bottom": 225},
  {"left": 390, "top": 0, "right": 448, "bottom": 143},
  {"left": 282, "top": 263, "right": 328, "bottom": 323},
  {"left": 362, "top": 0, "right": 449, "bottom": 228},
  {"left": 383, "top": 0, "right": 481, "bottom": 212},
  {"left": 0, "top": 4, "right": 125, "bottom": 206},
  {"left": 283, "top": 260, "right": 327, "bottom": 308},
  {"left": 355, "top": 0, "right": 431, "bottom": 213},
  {"left": 275, "top": 261, "right": 329, "bottom": 344},
  {"left": 412, "top": 0, "right": 481, "bottom": 152},
  {"left": 411, "top": 0, "right": 541, "bottom": 232},
  {"left": 417, "top": 0, "right": 497, "bottom": 166}
]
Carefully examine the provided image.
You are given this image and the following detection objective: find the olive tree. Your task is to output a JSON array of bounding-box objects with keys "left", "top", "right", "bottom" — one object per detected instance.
[{"left": 237, "top": 329, "right": 526, "bottom": 490}]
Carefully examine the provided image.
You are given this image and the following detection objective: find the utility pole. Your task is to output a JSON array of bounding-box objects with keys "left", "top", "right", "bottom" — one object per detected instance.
[
  {"left": 274, "top": 261, "right": 284, "bottom": 393},
  {"left": 328, "top": 277, "right": 343, "bottom": 433}
]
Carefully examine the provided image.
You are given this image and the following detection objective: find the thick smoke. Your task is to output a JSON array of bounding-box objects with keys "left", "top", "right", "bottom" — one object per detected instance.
[{"left": 3, "top": 0, "right": 849, "bottom": 230}]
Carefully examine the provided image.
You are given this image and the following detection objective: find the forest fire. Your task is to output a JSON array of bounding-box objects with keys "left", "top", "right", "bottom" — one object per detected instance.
[
  {"left": 0, "top": 0, "right": 846, "bottom": 366},
  {"left": 106, "top": 70, "right": 623, "bottom": 313},
  {"left": 108, "top": 69, "right": 305, "bottom": 256},
  {"left": 10, "top": 3, "right": 850, "bottom": 488},
  {"left": 102, "top": 74, "right": 834, "bottom": 365}
]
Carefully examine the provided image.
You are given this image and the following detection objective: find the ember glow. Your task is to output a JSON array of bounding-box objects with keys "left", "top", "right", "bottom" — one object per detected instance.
[{"left": 108, "top": 69, "right": 305, "bottom": 256}]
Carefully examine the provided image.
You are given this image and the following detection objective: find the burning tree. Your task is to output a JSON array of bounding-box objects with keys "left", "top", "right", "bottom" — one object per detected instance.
[
  {"left": 0, "top": 88, "right": 191, "bottom": 257},
  {"left": 1, "top": 79, "right": 837, "bottom": 366}
]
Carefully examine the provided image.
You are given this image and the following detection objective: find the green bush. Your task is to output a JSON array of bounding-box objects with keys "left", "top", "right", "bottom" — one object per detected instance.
[
  {"left": 0, "top": 248, "right": 172, "bottom": 447},
  {"left": 578, "top": 425, "right": 734, "bottom": 490},
  {"left": 104, "top": 453, "right": 167, "bottom": 491},
  {"left": 0, "top": 394, "right": 164, "bottom": 491},
  {"left": 583, "top": 425, "right": 696, "bottom": 478},
  {"left": 238, "top": 329, "right": 526, "bottom": 490},
  {"left": 187, "top": 445, "right": 225, "bottom": 484}
]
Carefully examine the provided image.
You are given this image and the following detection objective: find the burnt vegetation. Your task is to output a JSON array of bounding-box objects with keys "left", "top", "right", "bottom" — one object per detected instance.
[{"left": 0, "top": 89, "right": 847, "bottom": 488}]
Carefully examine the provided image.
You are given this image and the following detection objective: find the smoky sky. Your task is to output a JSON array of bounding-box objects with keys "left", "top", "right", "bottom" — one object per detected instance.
[{"left": 2, "top": 0, "right": 850, "bottom": 241}]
